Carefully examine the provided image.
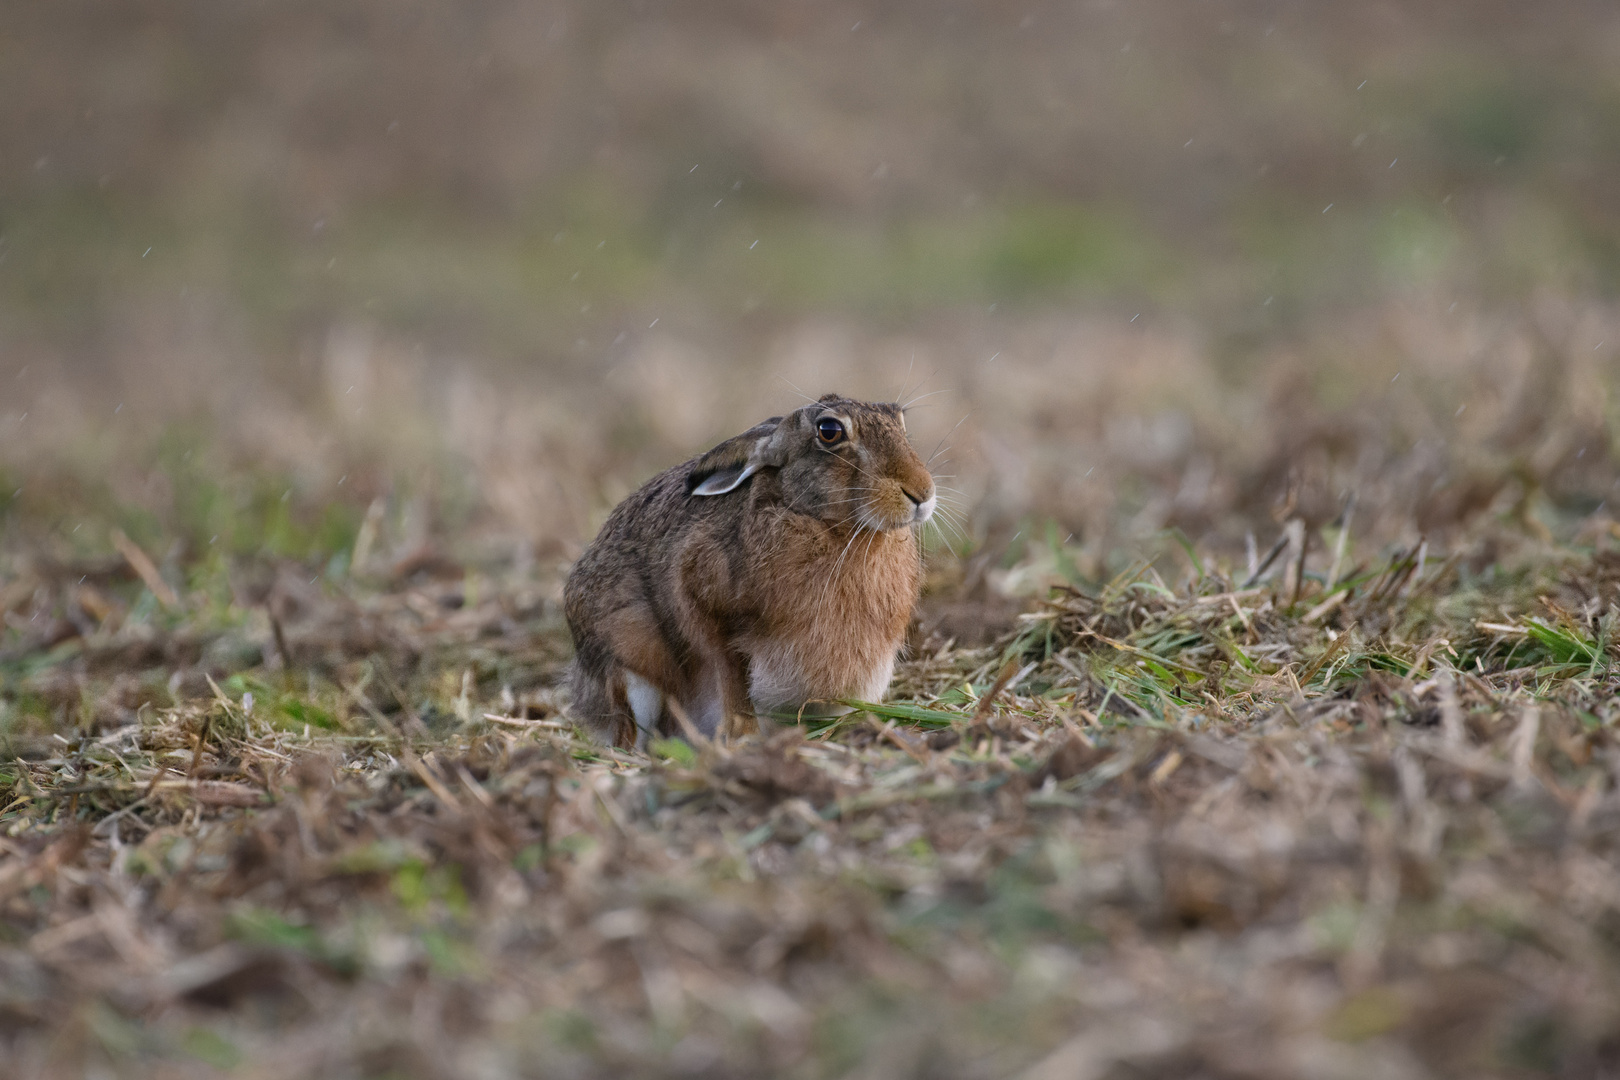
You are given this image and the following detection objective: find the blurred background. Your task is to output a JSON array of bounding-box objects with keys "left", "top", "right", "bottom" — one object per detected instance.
[{"left": 5, "top": 0, "right": 1620, "bottom": 594}]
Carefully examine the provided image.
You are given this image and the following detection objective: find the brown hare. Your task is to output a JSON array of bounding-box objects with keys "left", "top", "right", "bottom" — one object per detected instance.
[{"left": 564, "top": 394, "right": 936, "bottom": 748}]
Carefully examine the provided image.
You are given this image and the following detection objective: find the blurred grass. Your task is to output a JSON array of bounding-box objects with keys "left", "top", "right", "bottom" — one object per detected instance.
[
  {"left": 4, "top": 5, "right": 1618, "bottom": 383},
  {"left": 5, "top": 178, "right": 1612, "bottom": 361}
]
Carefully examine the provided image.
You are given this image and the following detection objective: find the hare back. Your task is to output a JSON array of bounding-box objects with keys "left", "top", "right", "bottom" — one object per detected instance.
[{"left": 564, "top": 463, "right": 753, "bottom": 743}]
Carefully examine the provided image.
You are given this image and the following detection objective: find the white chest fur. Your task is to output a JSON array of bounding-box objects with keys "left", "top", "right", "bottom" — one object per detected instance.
[{"left": 746, "top": 639, "right": 898, "bottom": 720}]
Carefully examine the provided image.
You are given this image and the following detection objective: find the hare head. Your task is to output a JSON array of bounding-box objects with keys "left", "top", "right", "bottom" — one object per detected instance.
[{"left": 687, "top": 393, "right": 936, "bottom": 531}]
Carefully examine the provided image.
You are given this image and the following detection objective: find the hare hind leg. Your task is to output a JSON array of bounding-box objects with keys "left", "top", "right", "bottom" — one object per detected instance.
[
  {"left": 567, "top": 657, "right": 636, "bottom": 747},
  {"left": 674, "top": 655, "right": 755, "bottom": 740}
]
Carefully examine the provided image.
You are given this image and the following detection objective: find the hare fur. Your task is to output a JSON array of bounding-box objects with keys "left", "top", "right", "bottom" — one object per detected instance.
[{"left": 564, "top": 394, "right": 936, "bottom": 747}]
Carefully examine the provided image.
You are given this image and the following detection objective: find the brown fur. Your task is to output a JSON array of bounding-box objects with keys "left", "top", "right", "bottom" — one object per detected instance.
[{"left": 563, "top": 394, "right": 935, "bottom": 746}]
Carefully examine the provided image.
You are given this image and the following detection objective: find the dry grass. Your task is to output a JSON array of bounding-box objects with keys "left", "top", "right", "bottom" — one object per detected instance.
[
  {"left": 6, "top": 490, "right": 1620, "bottom": 1077},
  {"left": 5, "top": 274, "right": 1620, "bottom": 1080}
]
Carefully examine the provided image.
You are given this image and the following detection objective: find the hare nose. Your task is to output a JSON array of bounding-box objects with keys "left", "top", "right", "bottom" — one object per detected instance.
[{"left": 905, "top": 487, "right": 937, "bottom": 525}]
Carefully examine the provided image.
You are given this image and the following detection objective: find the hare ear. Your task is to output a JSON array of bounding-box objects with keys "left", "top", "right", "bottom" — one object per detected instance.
[{"left": 688, "top": 418, "right": 786, "bottom": 496}]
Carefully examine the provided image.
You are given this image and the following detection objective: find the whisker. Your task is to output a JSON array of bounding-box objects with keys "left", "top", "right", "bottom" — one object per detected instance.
[
  {"left": 820, "top": 522, "right": 866, "bottom": 609},
  {"left": 900, "top": 387, "right": 952, "bottom": 411},
  {"left": 927, "top": 515, "right": 968, "bottom": 550},
  {"left": 928, "top": 412, "right": 972, "bottom": 465},
  {"left": 933, "top": 503, "right": 969, "bottom": 533},
  {"left": 775, "top": 375, "right": 817, "bottom": 406},
  {"left": 940, "top": 522, "right": 970, "bottom": 549},
  {"left": 844, "top": 458, "right": 890, "bottom": 484},
  {"left": 894, "top": 352, "right": 917, "bottom": 405},
  {"left": 926, "top": 524, "right": 965, "bottom": 558},
  {"left": 935, "top": 501, "right": 967, "bottom": 526}
]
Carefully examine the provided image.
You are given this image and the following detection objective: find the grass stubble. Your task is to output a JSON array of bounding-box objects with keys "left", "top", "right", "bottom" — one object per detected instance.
[
  {"left": 5, "top": 298, "right": 1620, "bottom": 1078},
  {"left": 6, "top": 474, "right": 1620, "bottom": 1078}
]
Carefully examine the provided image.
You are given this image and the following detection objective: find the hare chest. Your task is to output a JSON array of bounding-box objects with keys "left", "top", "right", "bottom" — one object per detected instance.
[
  {"left": 742, "top": 525, "right": 919, "bottom": 719},
  {"left": 747, "top": 646, "right": 896, "bottom": 720}
]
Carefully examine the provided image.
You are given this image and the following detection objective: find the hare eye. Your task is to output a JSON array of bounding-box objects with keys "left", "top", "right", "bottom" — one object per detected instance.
[{"left": 816, "top": 418, "right": 846, "bottom": 444}]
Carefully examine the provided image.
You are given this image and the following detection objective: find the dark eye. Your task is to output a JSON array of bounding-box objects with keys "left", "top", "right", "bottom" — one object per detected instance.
[{"left": 816, "top": 417, "right": 845, "bottom": 444}]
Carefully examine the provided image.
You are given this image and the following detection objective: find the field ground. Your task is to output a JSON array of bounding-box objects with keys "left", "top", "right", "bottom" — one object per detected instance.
[{"left": 7, "top": 365, "right": 1620, "bottom": 1078}]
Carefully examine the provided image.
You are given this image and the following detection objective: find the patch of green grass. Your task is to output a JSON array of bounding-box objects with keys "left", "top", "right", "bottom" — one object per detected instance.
[
  {"left": 1522, "top": 617, "right": 1606, "bottom": 671},
  {"left": 650, "top": 737, "right": 698, "bottom": 766},
  {"left": 274, "top": 696, "right": 342, "bottom": 732},
  {"left": 180, "top": 1027, "right": 243, "bottom": 1070},
  {"left": 228, "top": 909, "right": 328, "bottom": 959},
  {"left": 838, "top": 700, "right": 963, "bottom": 729}
]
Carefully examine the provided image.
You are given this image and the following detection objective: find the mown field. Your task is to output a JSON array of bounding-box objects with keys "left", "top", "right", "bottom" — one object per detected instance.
[
  {"left": 7, "top": 313, "right": 1620, "bottom": 1078},
  {"left": 9, "top": 2, "right": 1620, "bottom": 1076}
]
